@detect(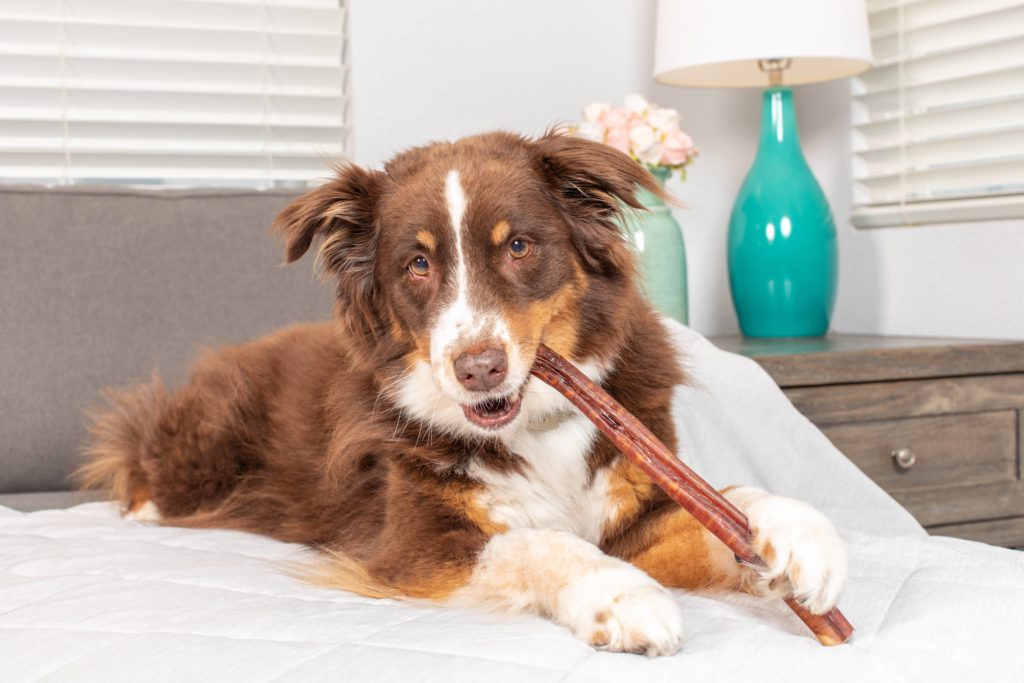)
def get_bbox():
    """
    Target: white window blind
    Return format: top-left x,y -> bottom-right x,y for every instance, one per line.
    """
851,0 -> 1024,228
0,0 -> 346,188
